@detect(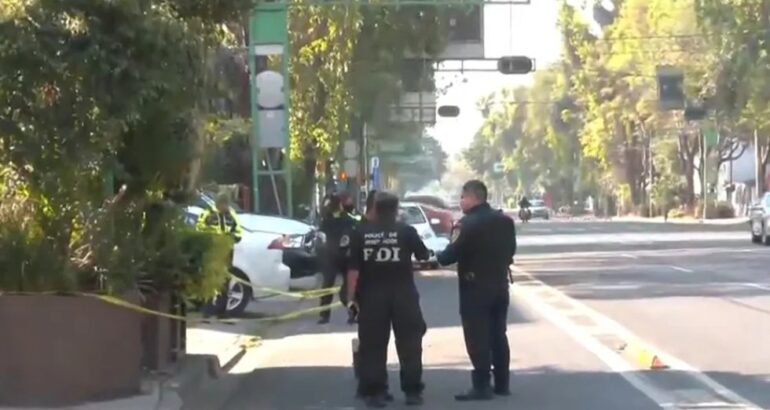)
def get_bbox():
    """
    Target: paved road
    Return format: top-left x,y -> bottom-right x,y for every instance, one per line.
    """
211,220 -> 768,410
